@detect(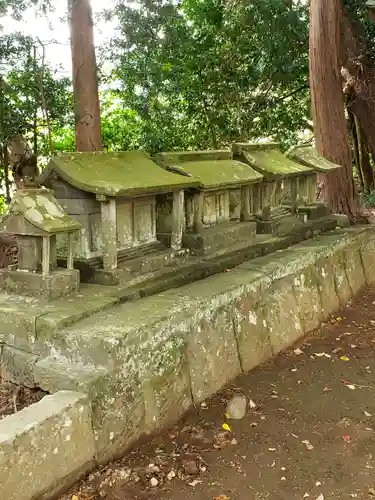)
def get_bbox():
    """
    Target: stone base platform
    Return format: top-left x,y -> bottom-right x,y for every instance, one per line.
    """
0,215 -> 344,362
88,247 -> 191,287
182,220 -> 257,255
0,222 -> 373,472
298,202 -> 332,220
0,267 -> 80,300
